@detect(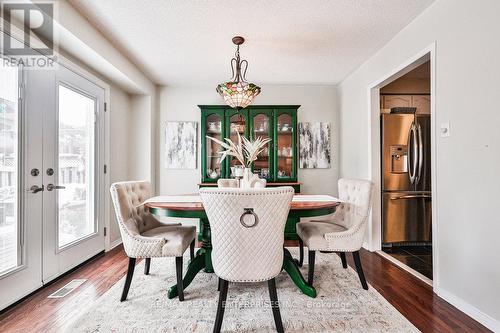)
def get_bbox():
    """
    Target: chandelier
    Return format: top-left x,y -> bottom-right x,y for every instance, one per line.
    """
216,36 -> 261,110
